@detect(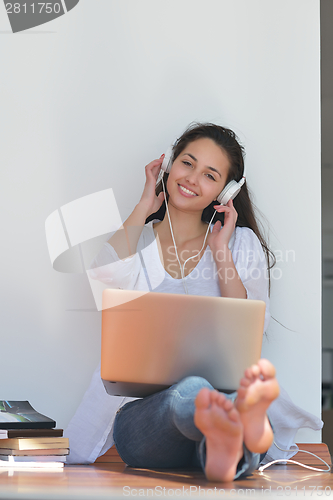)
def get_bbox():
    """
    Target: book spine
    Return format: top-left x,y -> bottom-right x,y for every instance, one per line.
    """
0,438 -> 69,450
0,448 -> 69,456
0,430 -> 63,439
